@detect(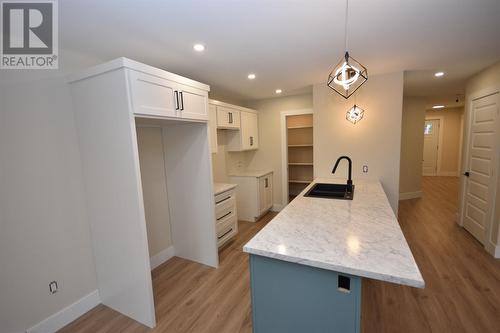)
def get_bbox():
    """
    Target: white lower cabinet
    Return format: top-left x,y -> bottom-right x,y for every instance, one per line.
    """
228,171 -> 273,222
215,188 -> 238,247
